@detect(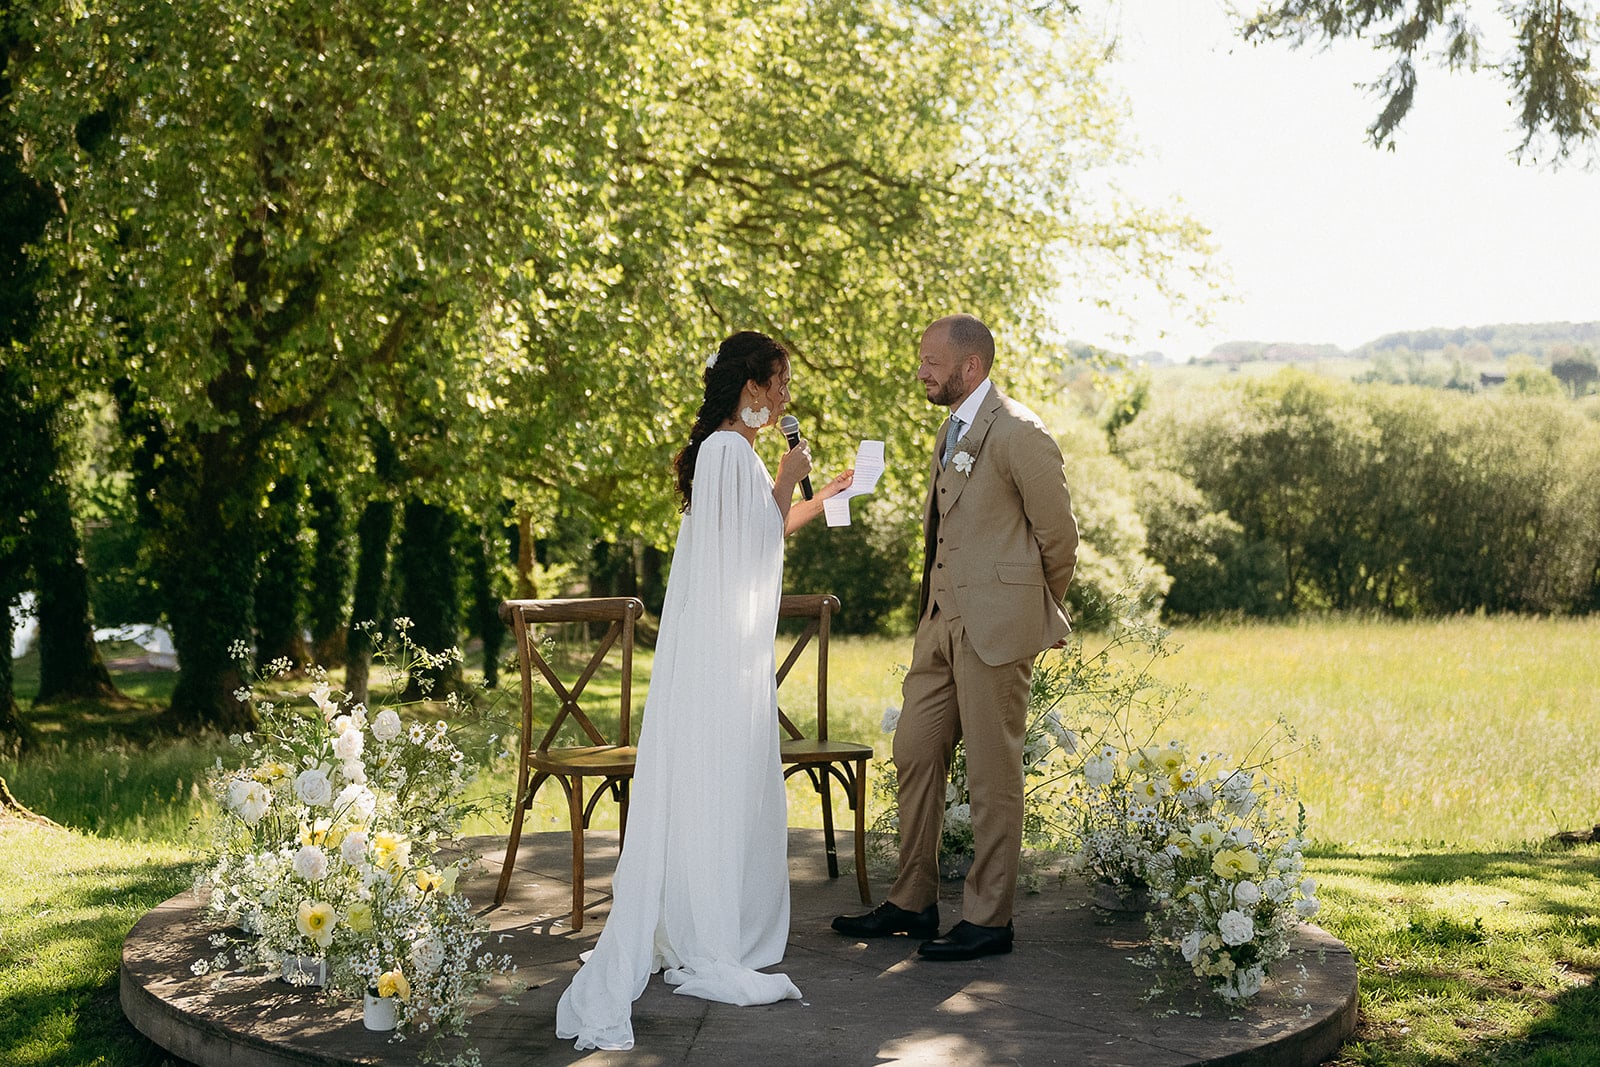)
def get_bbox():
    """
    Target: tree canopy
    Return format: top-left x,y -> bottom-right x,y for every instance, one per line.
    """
1242,0 -> 1600,163
5,0 -> 1211,729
